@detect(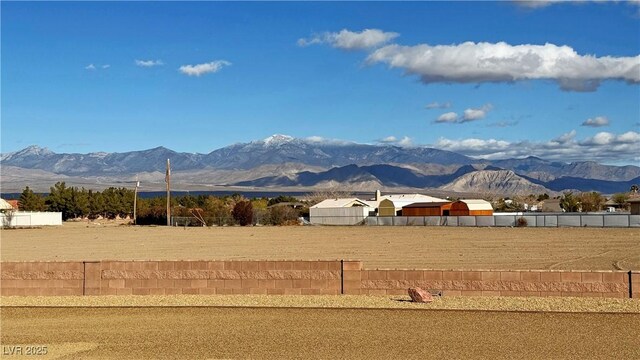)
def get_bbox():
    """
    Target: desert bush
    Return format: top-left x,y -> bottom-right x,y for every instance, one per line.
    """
560,192 -> 580,212
611,193 -> 630,210
265,205 -> 299,225
267,195 -> 299,207
516,217 -> 528,227
578,192 -> 604,212
135,205 -> 167,225
232,201 -> 253,226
